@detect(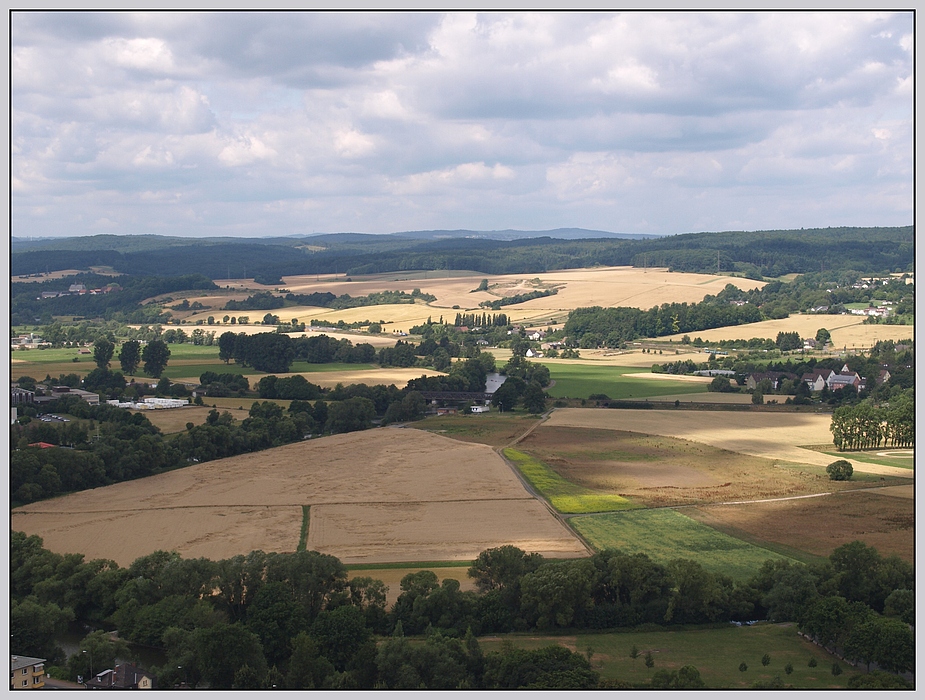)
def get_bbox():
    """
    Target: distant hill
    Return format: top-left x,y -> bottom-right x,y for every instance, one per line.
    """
380,228 -> 662,241
10,226 -> 913,280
